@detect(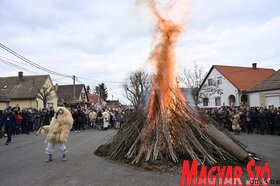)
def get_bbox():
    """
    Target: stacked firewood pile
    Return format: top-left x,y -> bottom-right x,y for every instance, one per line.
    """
95,93 -> 251,166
